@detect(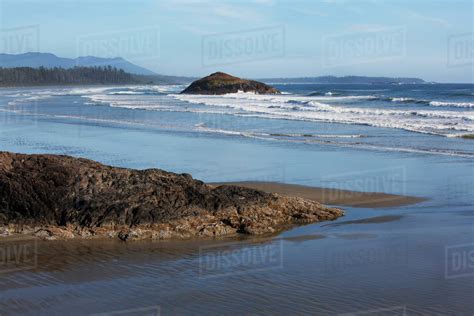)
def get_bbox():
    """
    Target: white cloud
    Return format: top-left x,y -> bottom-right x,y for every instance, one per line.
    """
348,24 -> 393,32
156,0 -> 270,23
289,6 -> 327,17
406,10 -> 451,28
